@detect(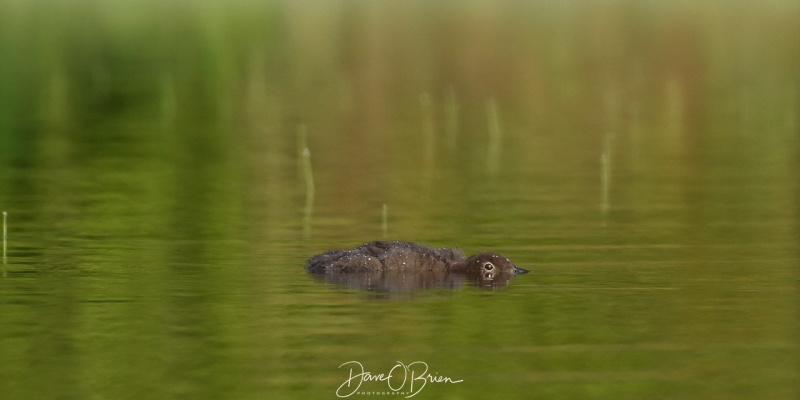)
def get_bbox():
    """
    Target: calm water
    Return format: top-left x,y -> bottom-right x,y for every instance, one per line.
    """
1,2 -> 798,399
